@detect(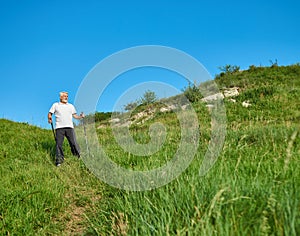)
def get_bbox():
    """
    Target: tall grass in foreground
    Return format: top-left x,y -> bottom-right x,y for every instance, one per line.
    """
85,120 -> 299,235
1,118 -> 298,235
